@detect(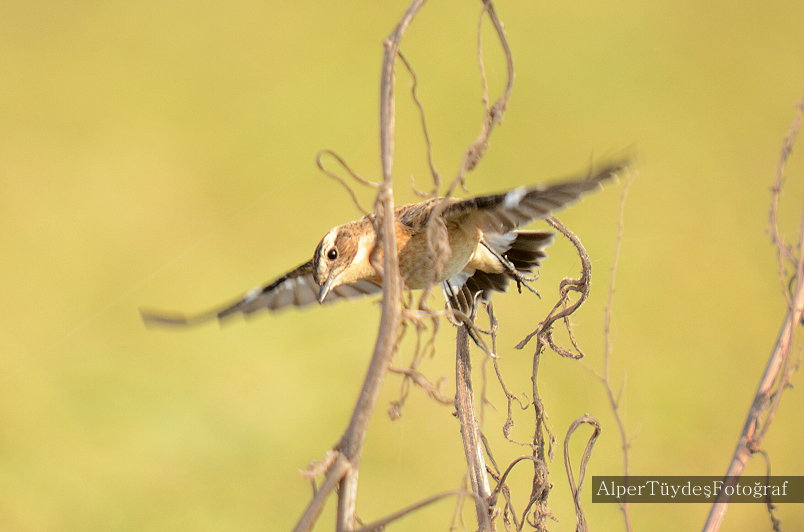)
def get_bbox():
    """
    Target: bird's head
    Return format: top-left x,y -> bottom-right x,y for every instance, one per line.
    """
312,225 -> 361,303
